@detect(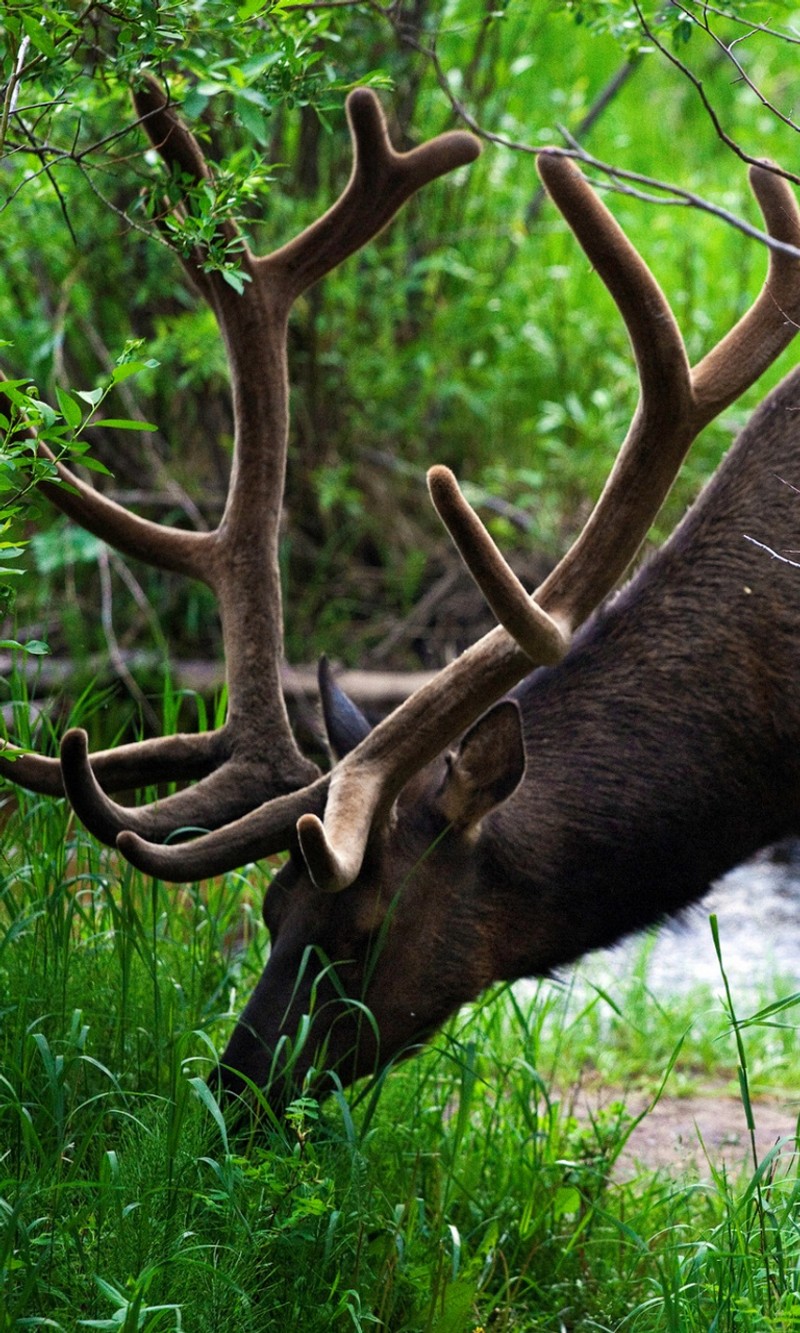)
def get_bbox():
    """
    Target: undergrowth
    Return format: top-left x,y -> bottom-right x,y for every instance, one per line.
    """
1,785 -> 799,1331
